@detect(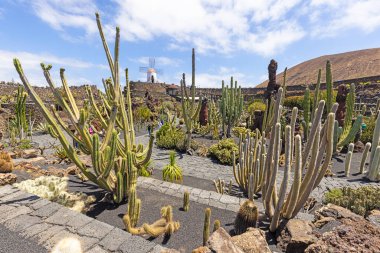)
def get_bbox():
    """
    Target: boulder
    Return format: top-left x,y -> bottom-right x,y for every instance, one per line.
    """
192,246 -> 211,253
22,149 -> 38,159
206,228 -> 244,253
354,141 -> 365,153
367,209 -> 380,227
231,228 -> 271,253
277,219 -> 317,253
0,173 -> 17,186
27,156 -> 46,164
306,204 -> 380,253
